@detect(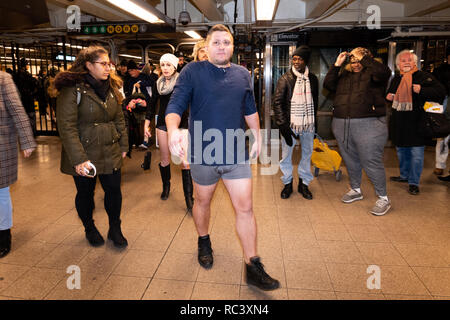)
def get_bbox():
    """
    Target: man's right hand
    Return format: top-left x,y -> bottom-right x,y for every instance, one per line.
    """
280,125 -> 296,147
168,128 -> 185,159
